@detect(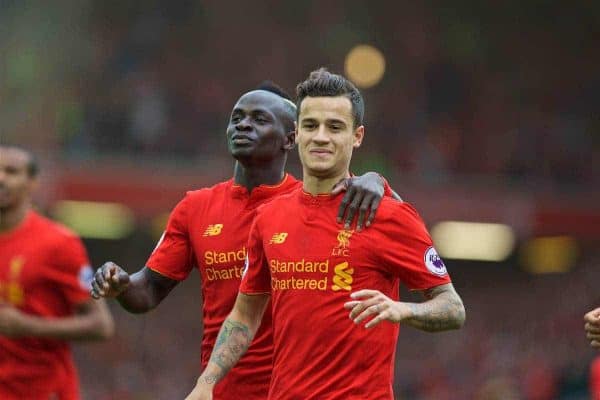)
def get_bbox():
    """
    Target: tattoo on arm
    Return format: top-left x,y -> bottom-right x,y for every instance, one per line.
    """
201,375 -> 219,385
404,285 -> 466,332
205,319 -> 252,383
